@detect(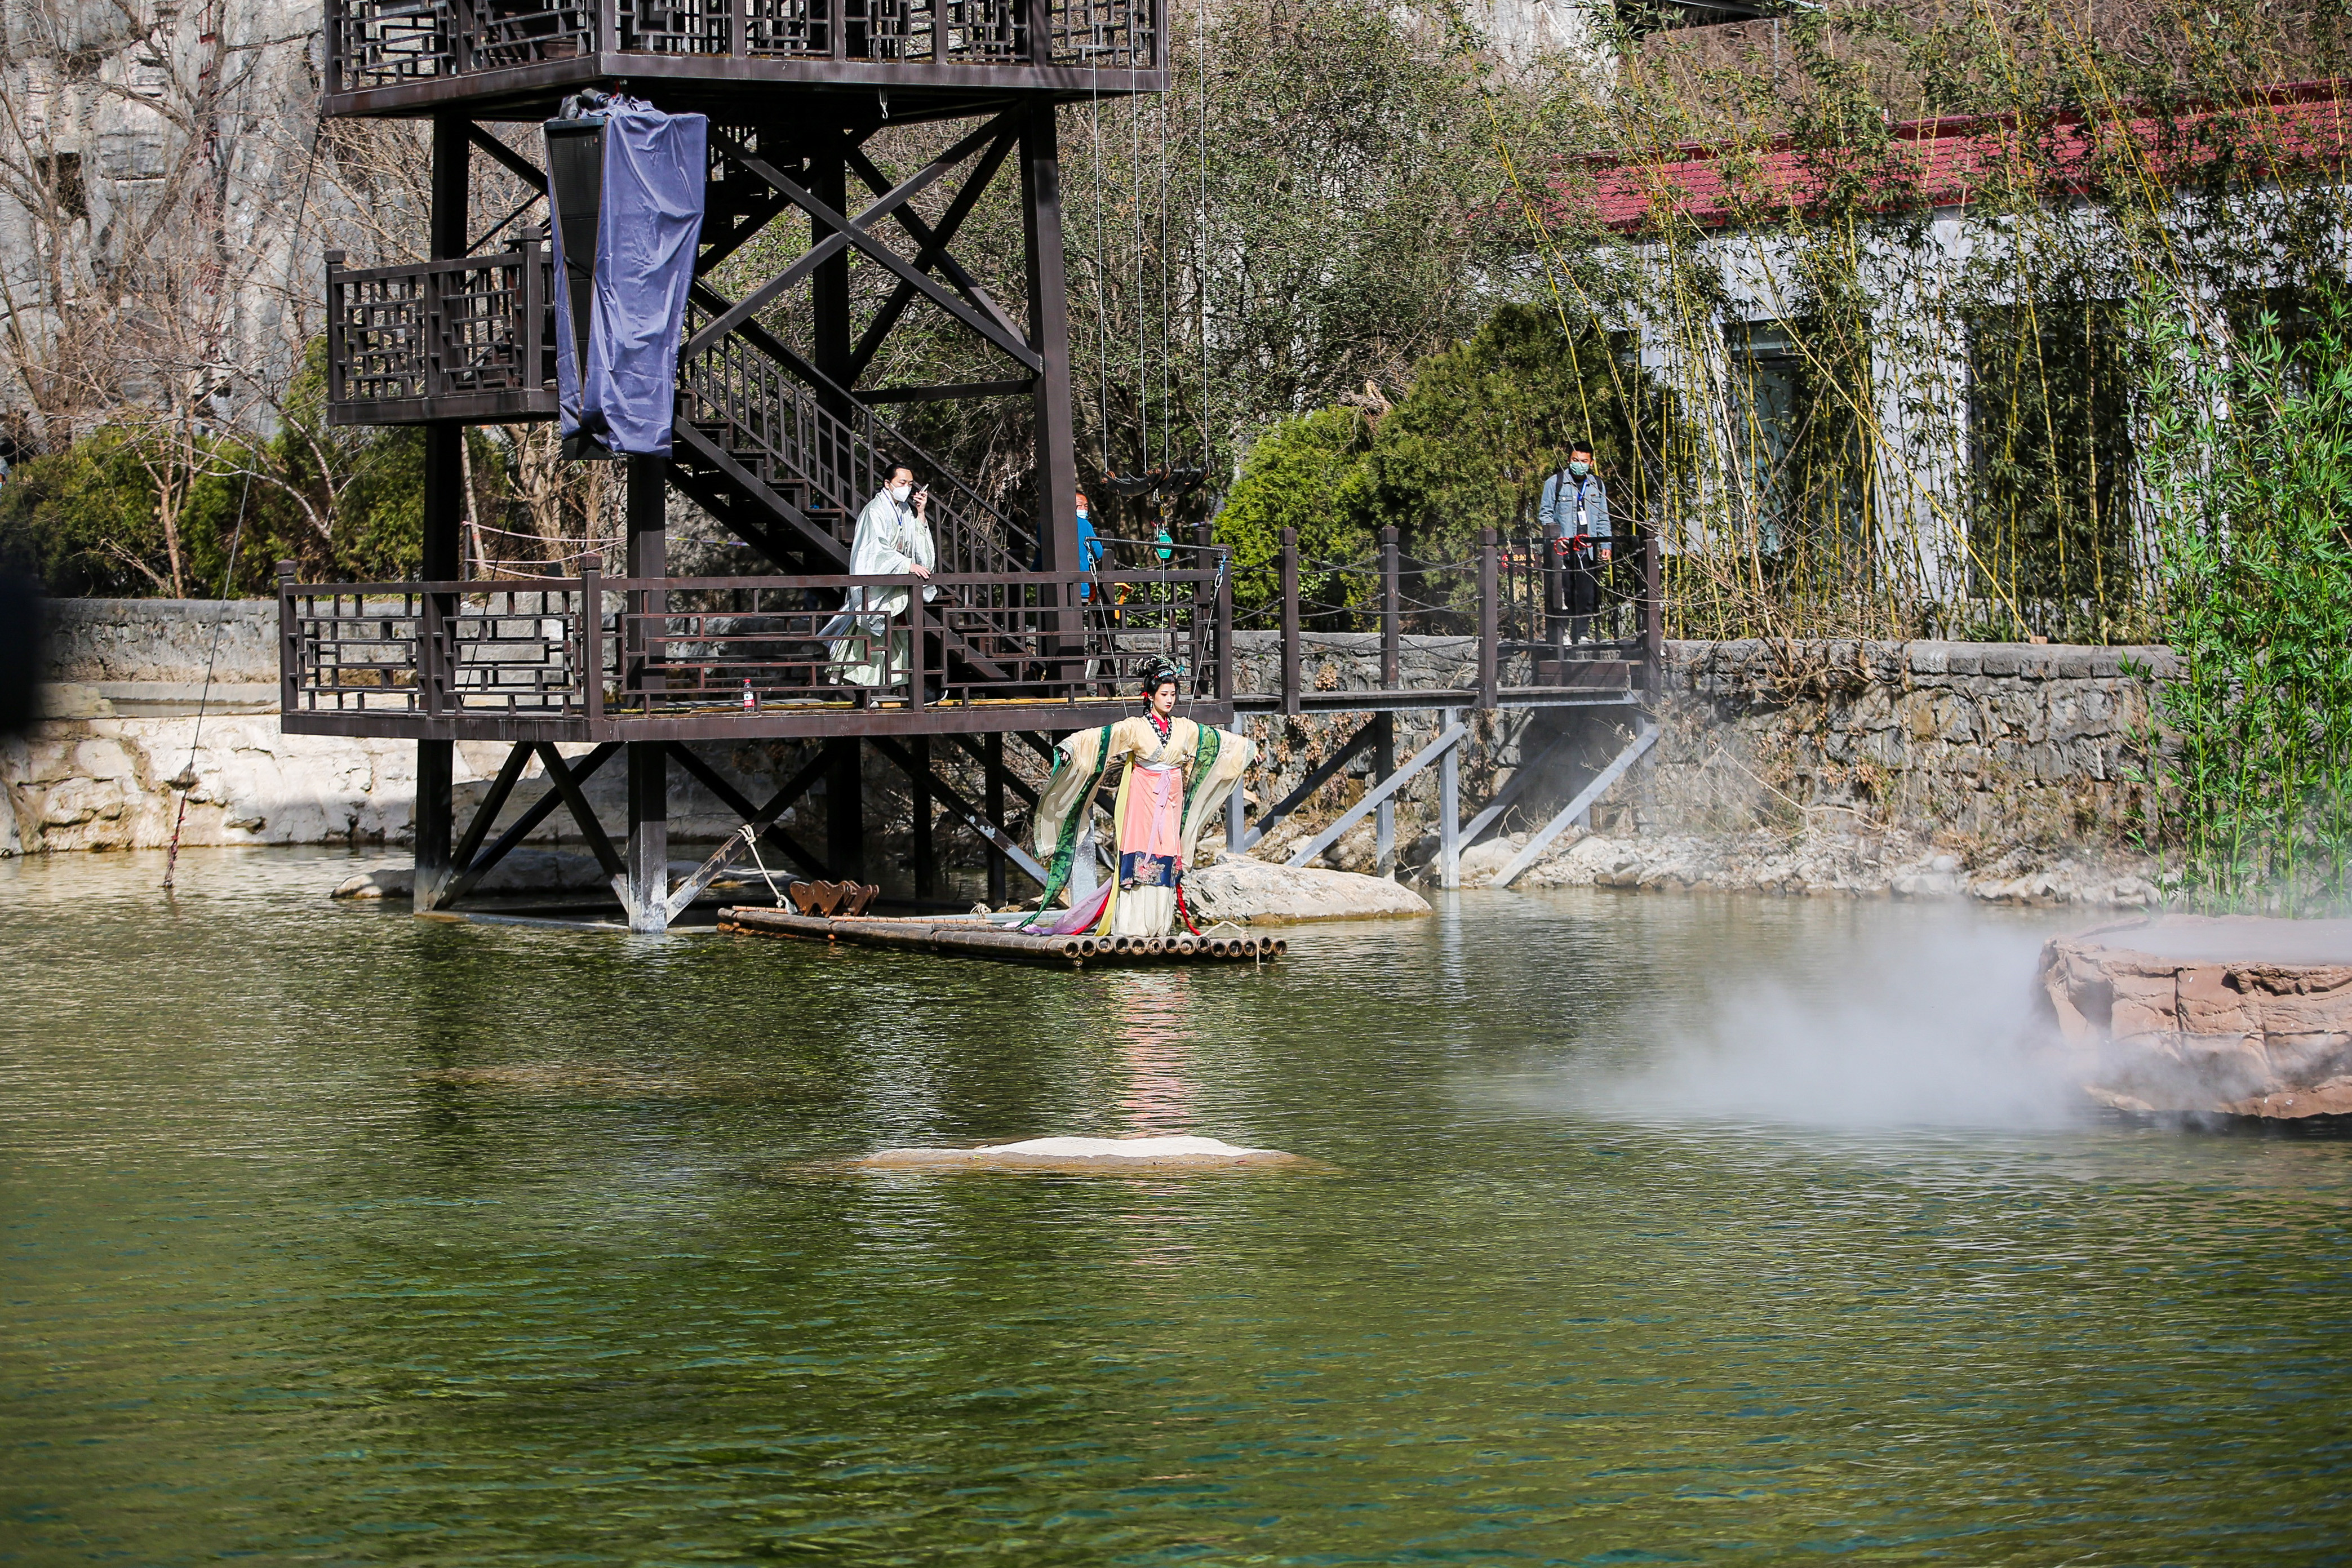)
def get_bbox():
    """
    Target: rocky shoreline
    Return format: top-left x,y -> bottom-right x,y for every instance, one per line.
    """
1409,824 -> 2159,908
